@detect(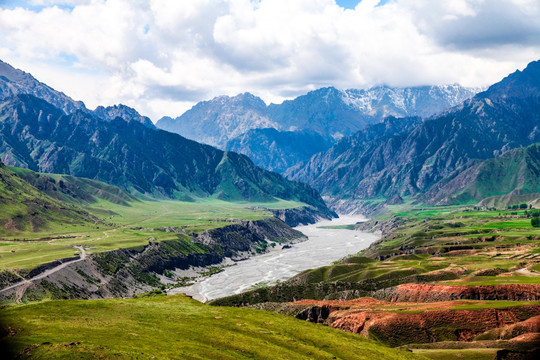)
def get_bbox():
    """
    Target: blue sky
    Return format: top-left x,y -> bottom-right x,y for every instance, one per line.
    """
336,0 -> 391,9
0,0 -> 538,121
335,0 -> 360,9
